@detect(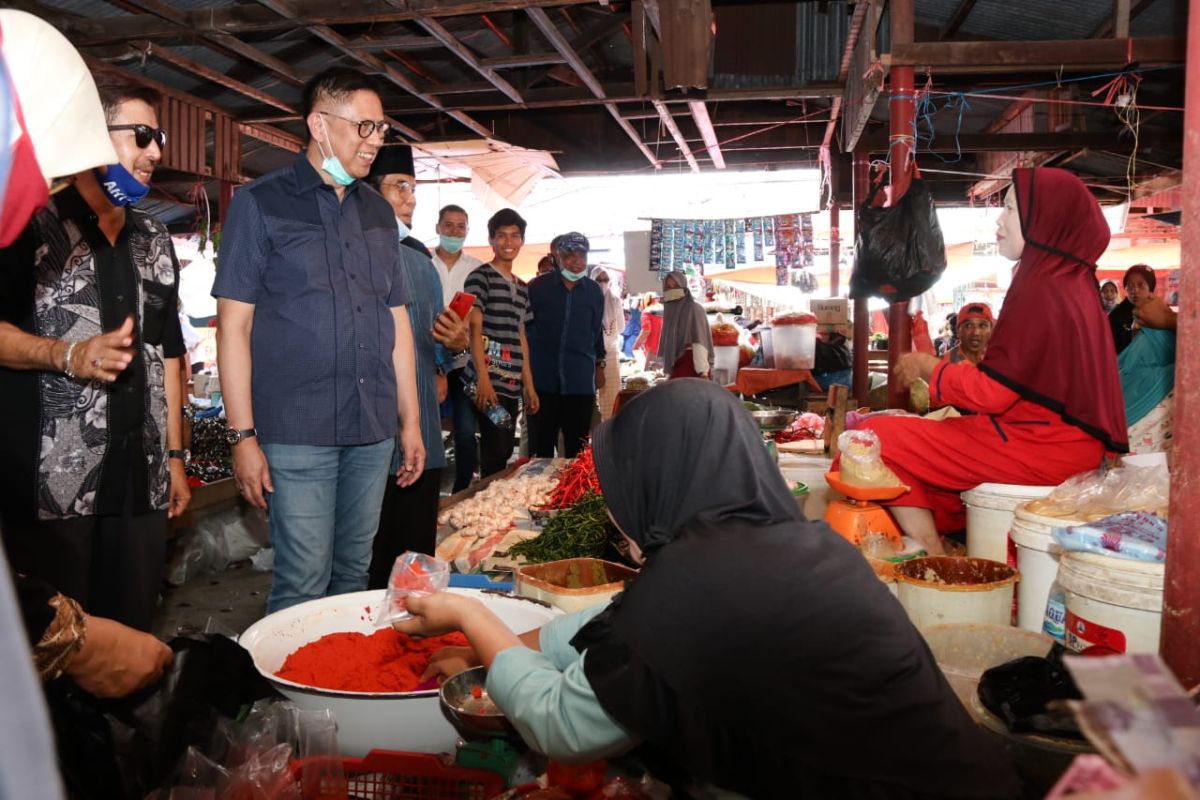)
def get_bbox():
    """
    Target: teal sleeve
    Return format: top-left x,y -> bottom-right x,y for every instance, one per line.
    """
487,638 -> 636,764
537,604 -> 609,671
